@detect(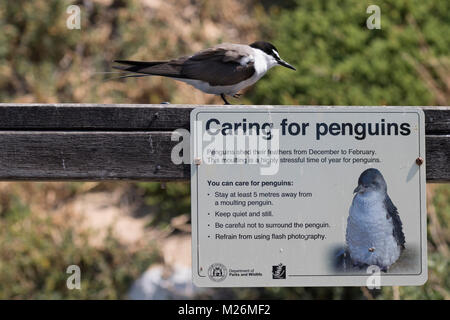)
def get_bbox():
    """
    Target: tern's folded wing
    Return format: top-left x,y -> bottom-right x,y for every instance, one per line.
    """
179,47 -> 256,86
